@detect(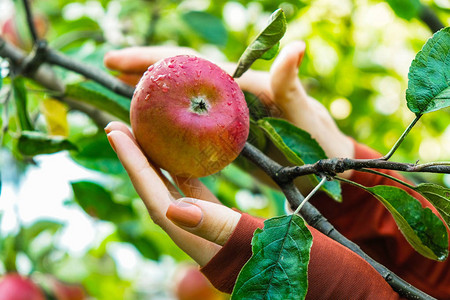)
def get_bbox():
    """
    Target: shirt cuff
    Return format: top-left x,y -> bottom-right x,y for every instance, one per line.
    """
200,213 -> 264,293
